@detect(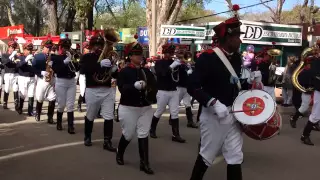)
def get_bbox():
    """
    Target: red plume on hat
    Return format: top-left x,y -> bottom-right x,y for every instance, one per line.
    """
134,34 -> 138,40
